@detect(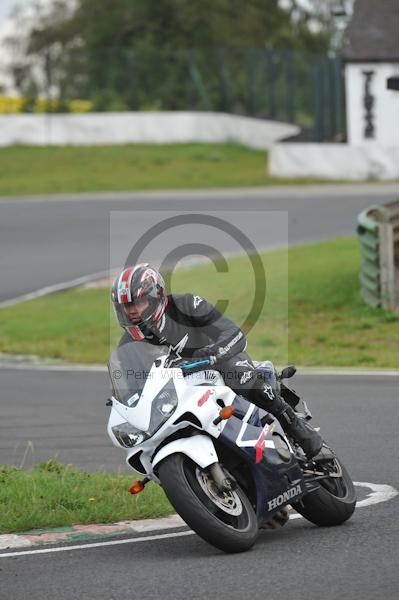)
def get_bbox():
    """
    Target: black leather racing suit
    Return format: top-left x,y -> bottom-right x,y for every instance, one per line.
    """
118,293 -> 262,401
